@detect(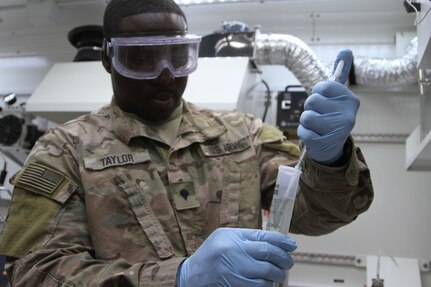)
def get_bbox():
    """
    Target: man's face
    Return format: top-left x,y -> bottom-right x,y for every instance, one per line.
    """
104,13 -> 189,122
